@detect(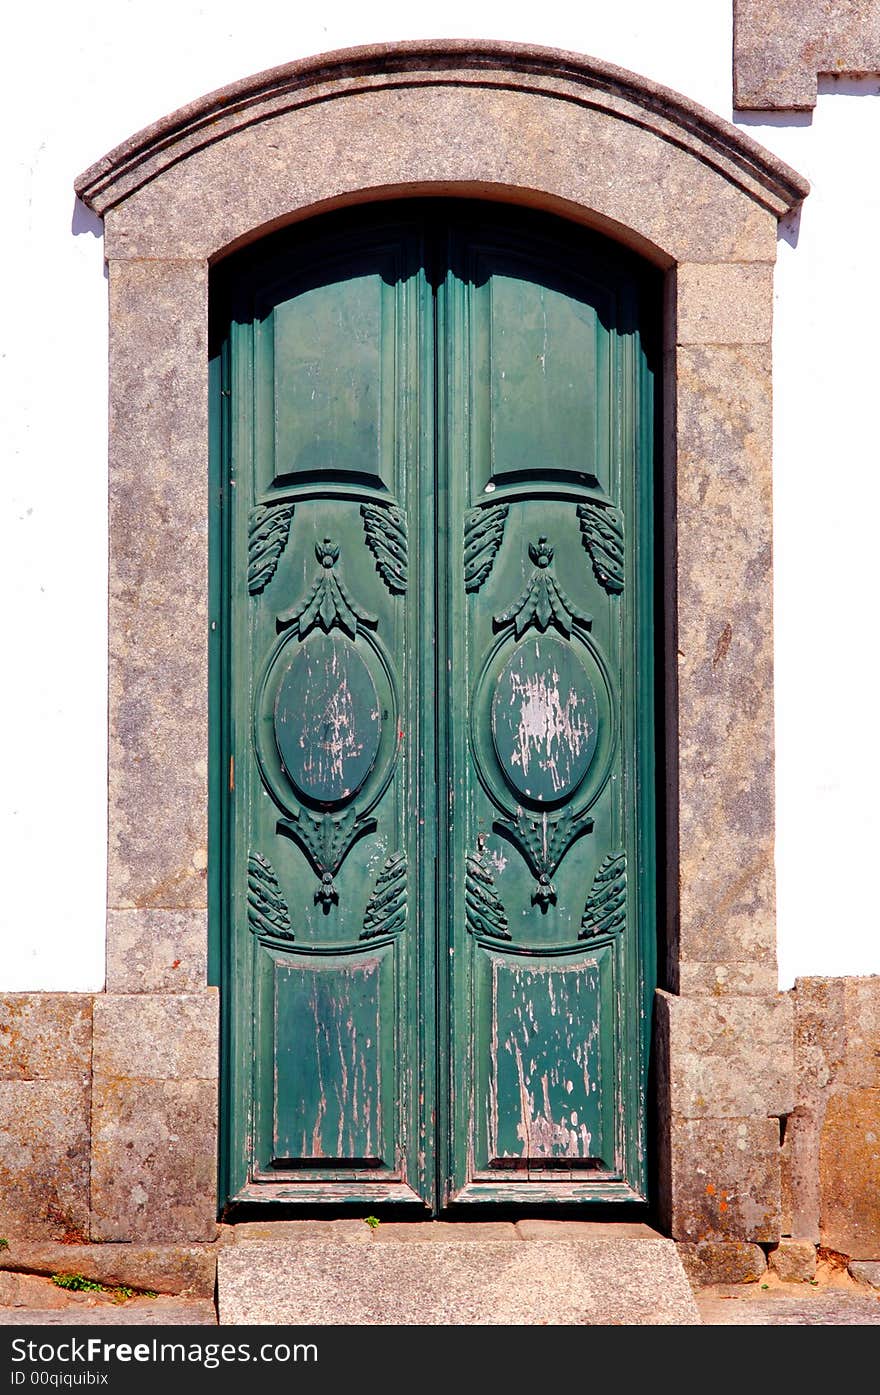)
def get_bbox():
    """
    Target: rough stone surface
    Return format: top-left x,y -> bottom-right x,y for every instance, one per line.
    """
0,1242 -> 216,1298
697,1289 -> 880,1325
842,978 -> 880,1087
221,1220 -> 371,1245
768,1238 -> 817,1282
90,992 -> 219,1244
675,263 -> 774,345
657,991 -> 793,1118
218,1238 -> 700,1325
0,1274 -> 71,1310
677,1241 -> 766,1285
106,909 -> 208,992
849,1261 -> 880,1288
514,1220 -> 661,1240
734,0 -> 880,110
93,992 -> 218,1080
819,1087 -> 880,1259
666,1116 -> 781,1243
675,344 -> 776,967
107,258 -> 209,911
677,963 -> 779,997
794,977 -> 847,1093
0,1298 -> 217,1326
0,995 -> 92,1080
786,977 -> 880,1253
0,1082 -> 90,1242
91,1077 -> 218,1244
